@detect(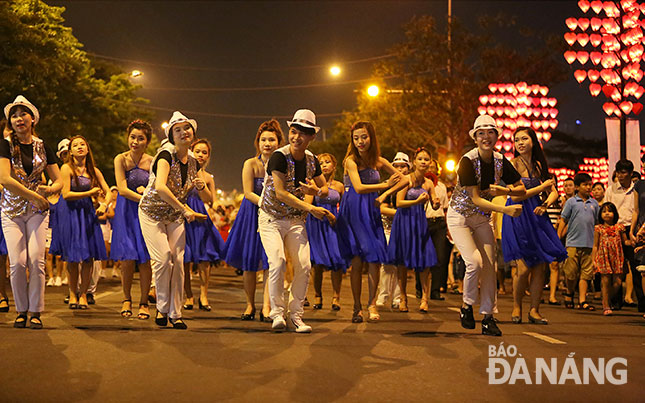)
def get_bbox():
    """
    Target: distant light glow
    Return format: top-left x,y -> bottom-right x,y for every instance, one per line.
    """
330,66 -> 341,76
130,69 -> 143,78
367,85 -> 380,97
445,159 -> 456,172
161,122 -> 169,129
576,119 -> 582,125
